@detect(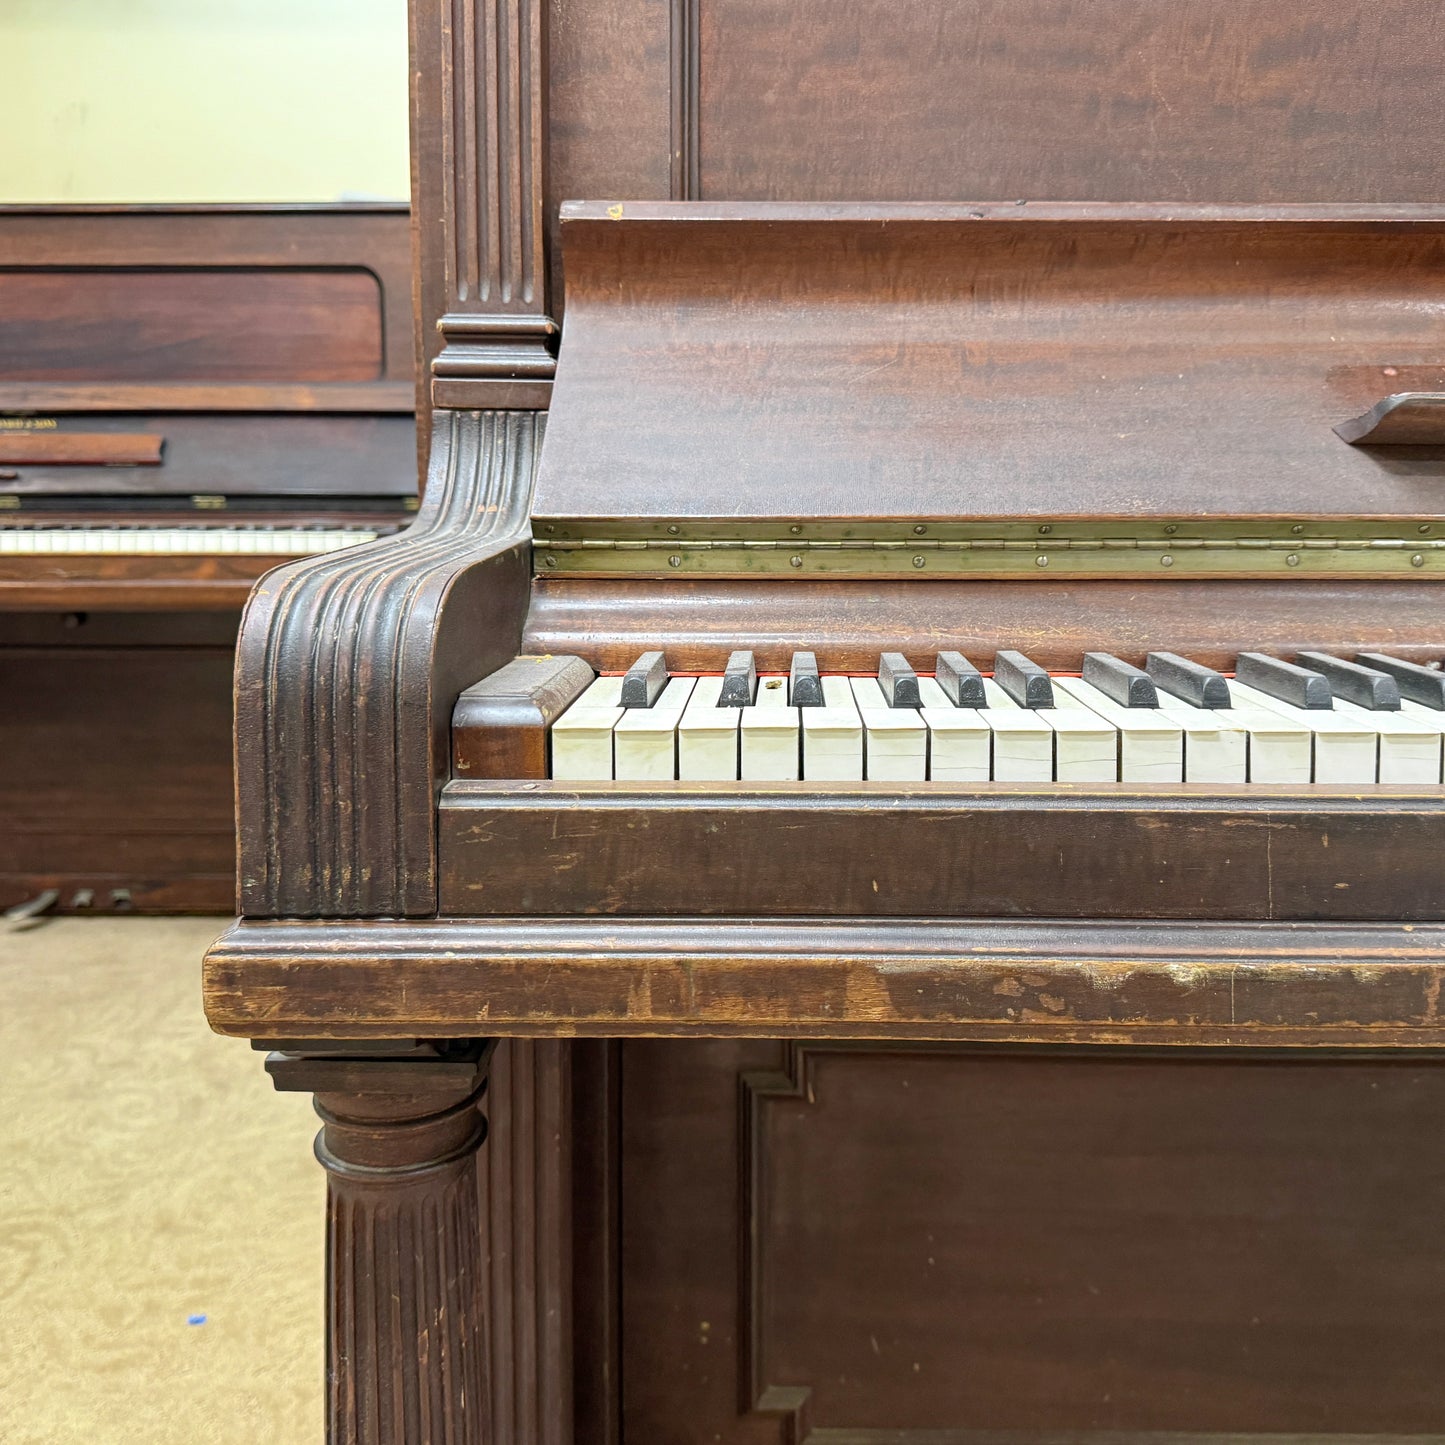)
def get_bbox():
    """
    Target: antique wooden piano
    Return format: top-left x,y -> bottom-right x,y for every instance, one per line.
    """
205,2 -> 1445,1441
0,205 -> 414,914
